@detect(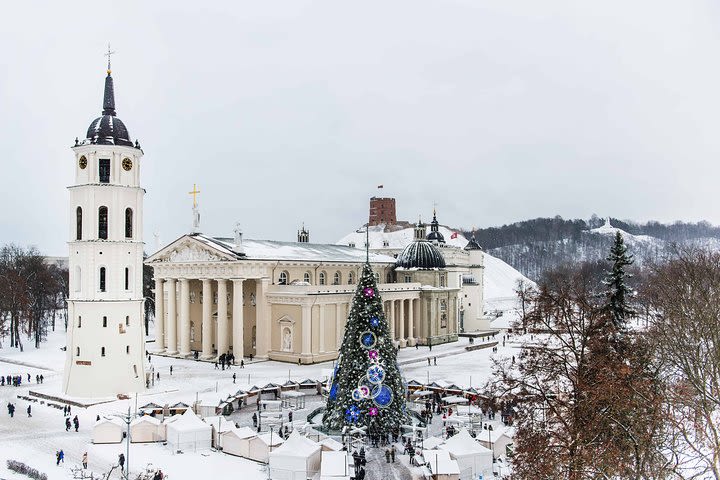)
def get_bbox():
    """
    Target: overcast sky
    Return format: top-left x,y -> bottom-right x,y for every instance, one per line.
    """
1,1 -> 719,256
